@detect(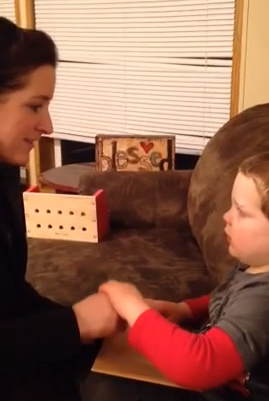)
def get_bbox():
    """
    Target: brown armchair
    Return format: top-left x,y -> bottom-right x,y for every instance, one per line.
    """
26,102 -> 269,384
